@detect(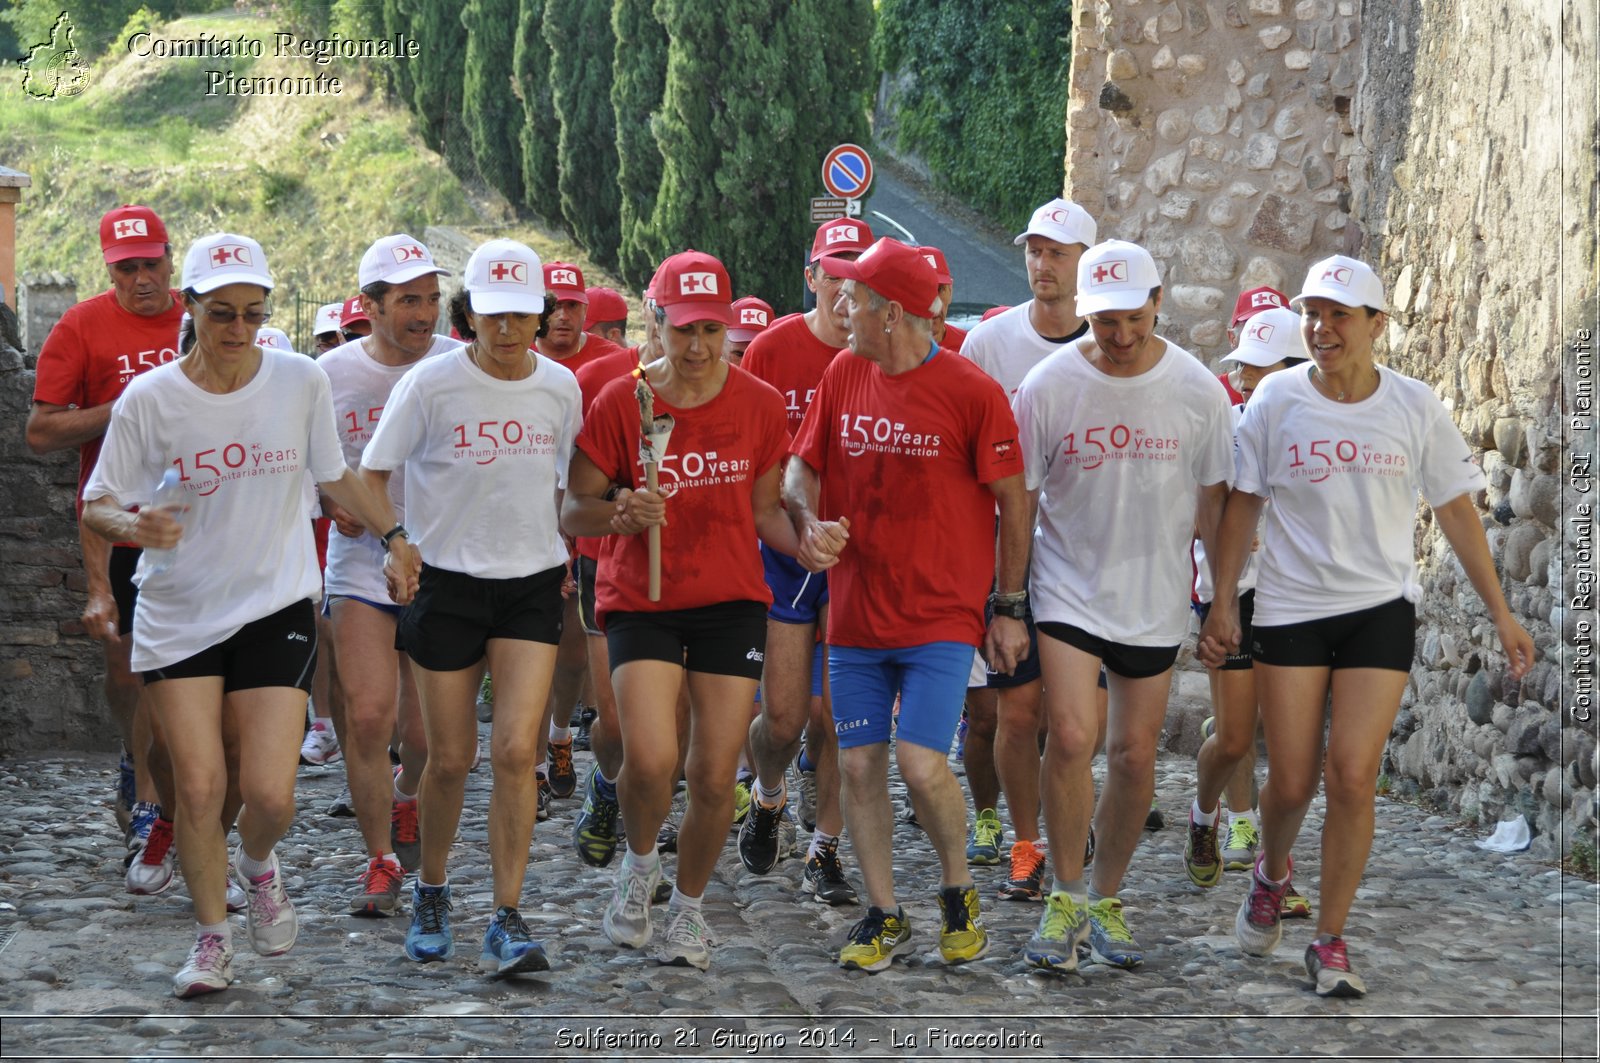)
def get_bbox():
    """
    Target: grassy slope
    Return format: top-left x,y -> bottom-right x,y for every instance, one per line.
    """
0,9 -> 630,346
